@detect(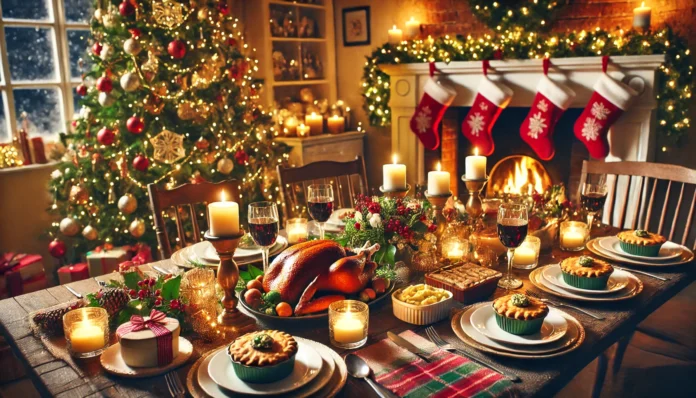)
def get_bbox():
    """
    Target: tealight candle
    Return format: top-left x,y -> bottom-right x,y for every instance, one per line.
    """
560,221 -> 589,251
284,115 -> 299,136
329,300 -> 368,349
404,17 -> 420,40
305,112 -> 323,135
208,190 -> 240,236
383,154 -> 407,190
446,242 -> 466,261
465,147 -> 487,179
63,307 -> 109,358
512,236 -> 541,269
388,25 -> 403,44
327,115 -> 345,134
286,218 -> 309,244
633,2 -> 651,29
427,162 -> 450,195
297,123 -> 310,137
